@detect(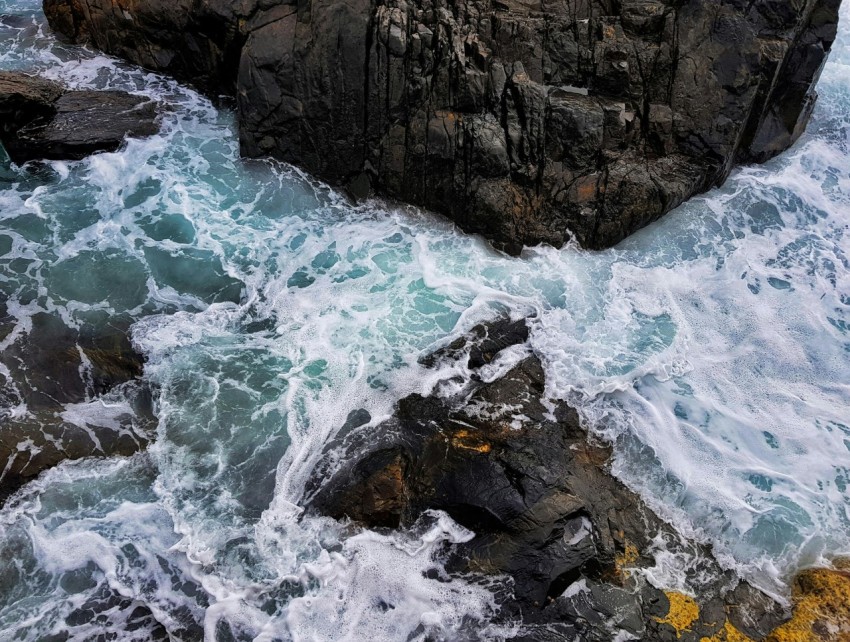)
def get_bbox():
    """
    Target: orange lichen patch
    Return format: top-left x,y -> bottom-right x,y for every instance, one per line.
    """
450,429 -> 492,454
765,564 -> 850,642
655,592 -> 700,637
614,542 -> 640,579
574,175 -> 600,203
433,110 -> 459,124
700,621 -> 755,642
358,456 -> 407,526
